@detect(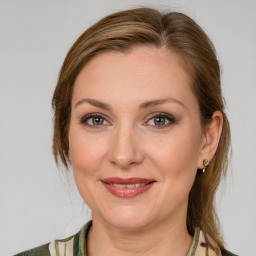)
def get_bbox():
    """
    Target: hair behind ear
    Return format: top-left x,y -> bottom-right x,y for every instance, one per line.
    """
198,111 -> 223,169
